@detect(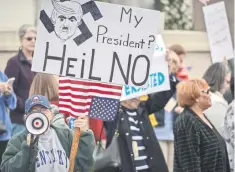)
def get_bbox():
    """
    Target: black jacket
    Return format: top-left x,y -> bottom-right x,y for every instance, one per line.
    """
174,107 -> 230,172
146,74 -> 180,127
104,106 -> 168,172
146,74 -> 179,115
4,50 -> 36,124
